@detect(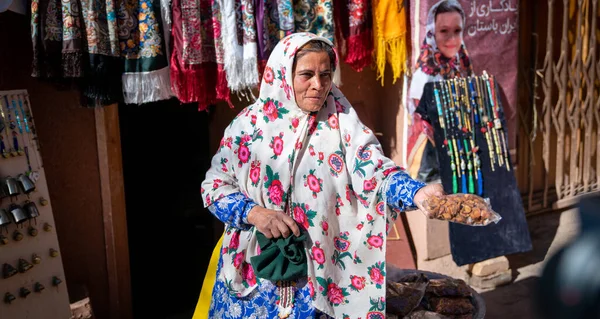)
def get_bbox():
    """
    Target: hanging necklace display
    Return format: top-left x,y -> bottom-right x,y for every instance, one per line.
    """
467,77 -> 483,195
475,76 -> 497,171
448,80 -> 467,193
11,95 -> 26,156
485,72 -> 511,171
20,93 -> 43,180
4,95 -> 21,157
0,97 -> 10,158
16,95 -> 34,175
481,72 -> 505,170
432,72 -> 510,195
434,82 -> 458,193
457,78 -> 475,194
442,80 -> 462,188
460,78 -> 478,195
